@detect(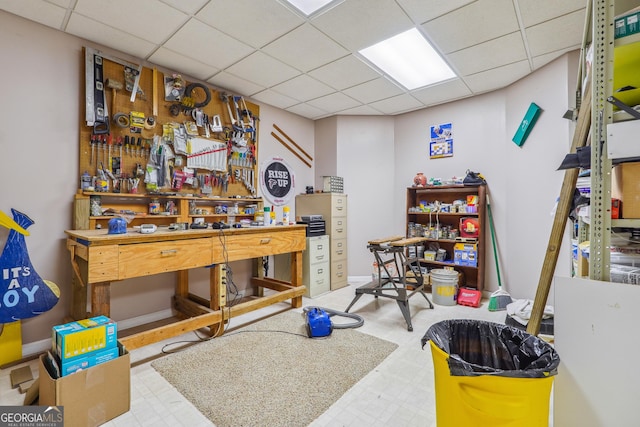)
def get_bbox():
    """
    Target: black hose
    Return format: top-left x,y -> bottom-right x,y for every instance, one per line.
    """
303,306 -> 364,329
184,82 -> 211,108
